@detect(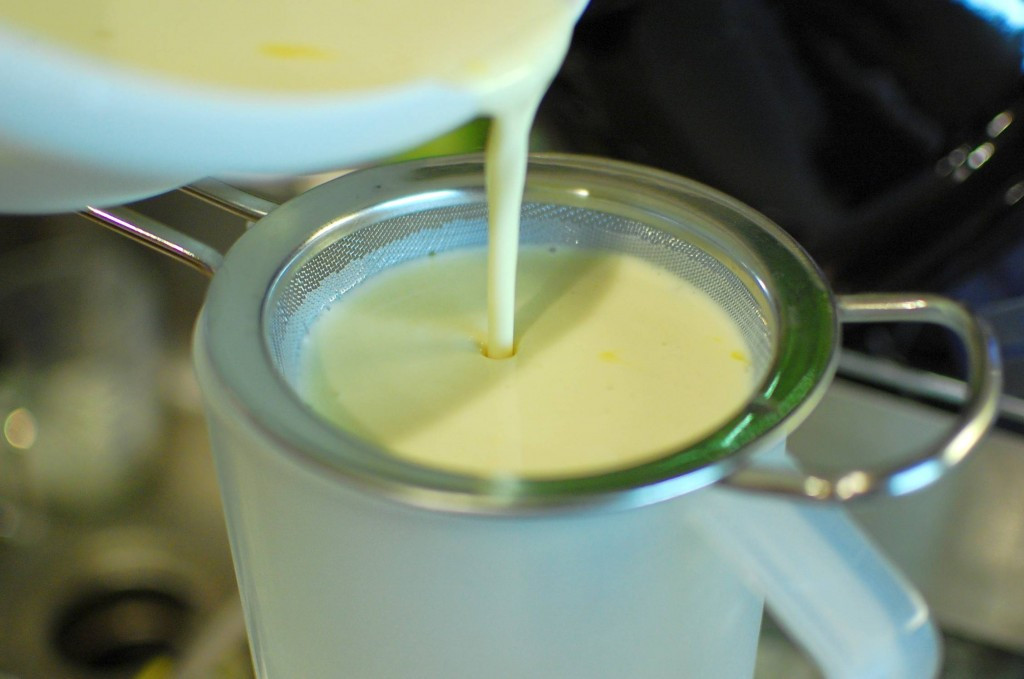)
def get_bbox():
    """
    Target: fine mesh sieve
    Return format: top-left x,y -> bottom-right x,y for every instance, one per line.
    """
83,153 -> 999,510
265,200 -> 776,391
67,149 -> 1001,514
187,153 -> 839,511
